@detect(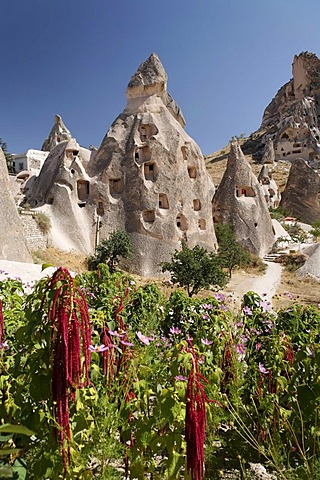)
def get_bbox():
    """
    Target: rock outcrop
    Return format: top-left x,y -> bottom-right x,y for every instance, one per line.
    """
41,115 -> 72,152
89,53 -> 217,275
258,52 -> 320,166
0,148 -> 32,262
280,158 -> 320,224
258,164 -> 281,209
25,53 -> 217,275
212,140 -> 275,257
